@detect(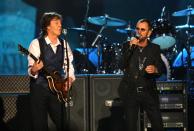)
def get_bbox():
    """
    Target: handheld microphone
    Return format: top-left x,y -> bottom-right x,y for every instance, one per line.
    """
131,34 -> 140,41
134,35 -> 140,40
